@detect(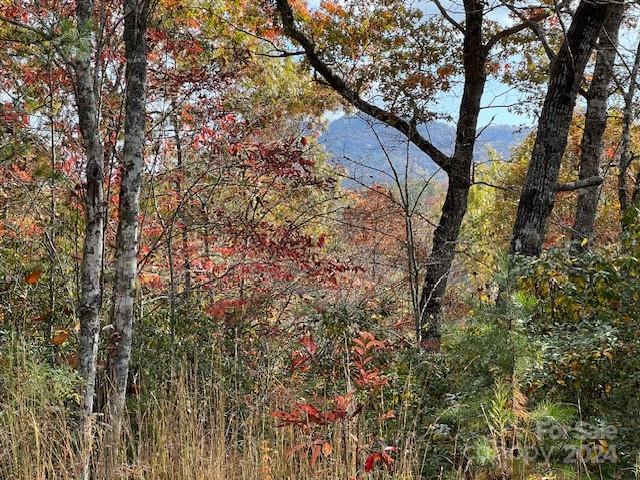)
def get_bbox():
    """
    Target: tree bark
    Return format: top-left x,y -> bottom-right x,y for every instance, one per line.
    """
418,0 -> 486,345
618,39 -> 640,224
106,0 -> 149,423
75,0 -> 104,443
572,3 -> 623,245
510,0 -> 612,257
